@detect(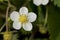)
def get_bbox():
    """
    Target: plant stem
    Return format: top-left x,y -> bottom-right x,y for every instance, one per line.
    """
44,6 -> 48,27
0,23 -> 6,32
0,18 -> 11,32
37,6 -> 41,23
37,6 -> 41,15
37,6 -> 48,27
37,6 -> 44,24
6,0 -> 10,32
